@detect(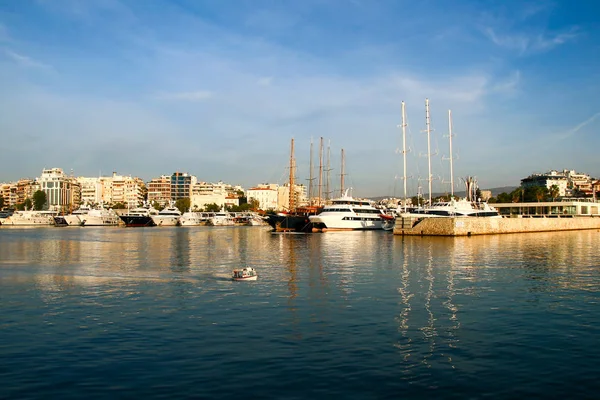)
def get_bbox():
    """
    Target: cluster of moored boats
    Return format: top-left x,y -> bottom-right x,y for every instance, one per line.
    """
264,188 -> 500,233
0,202 -> 268,227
